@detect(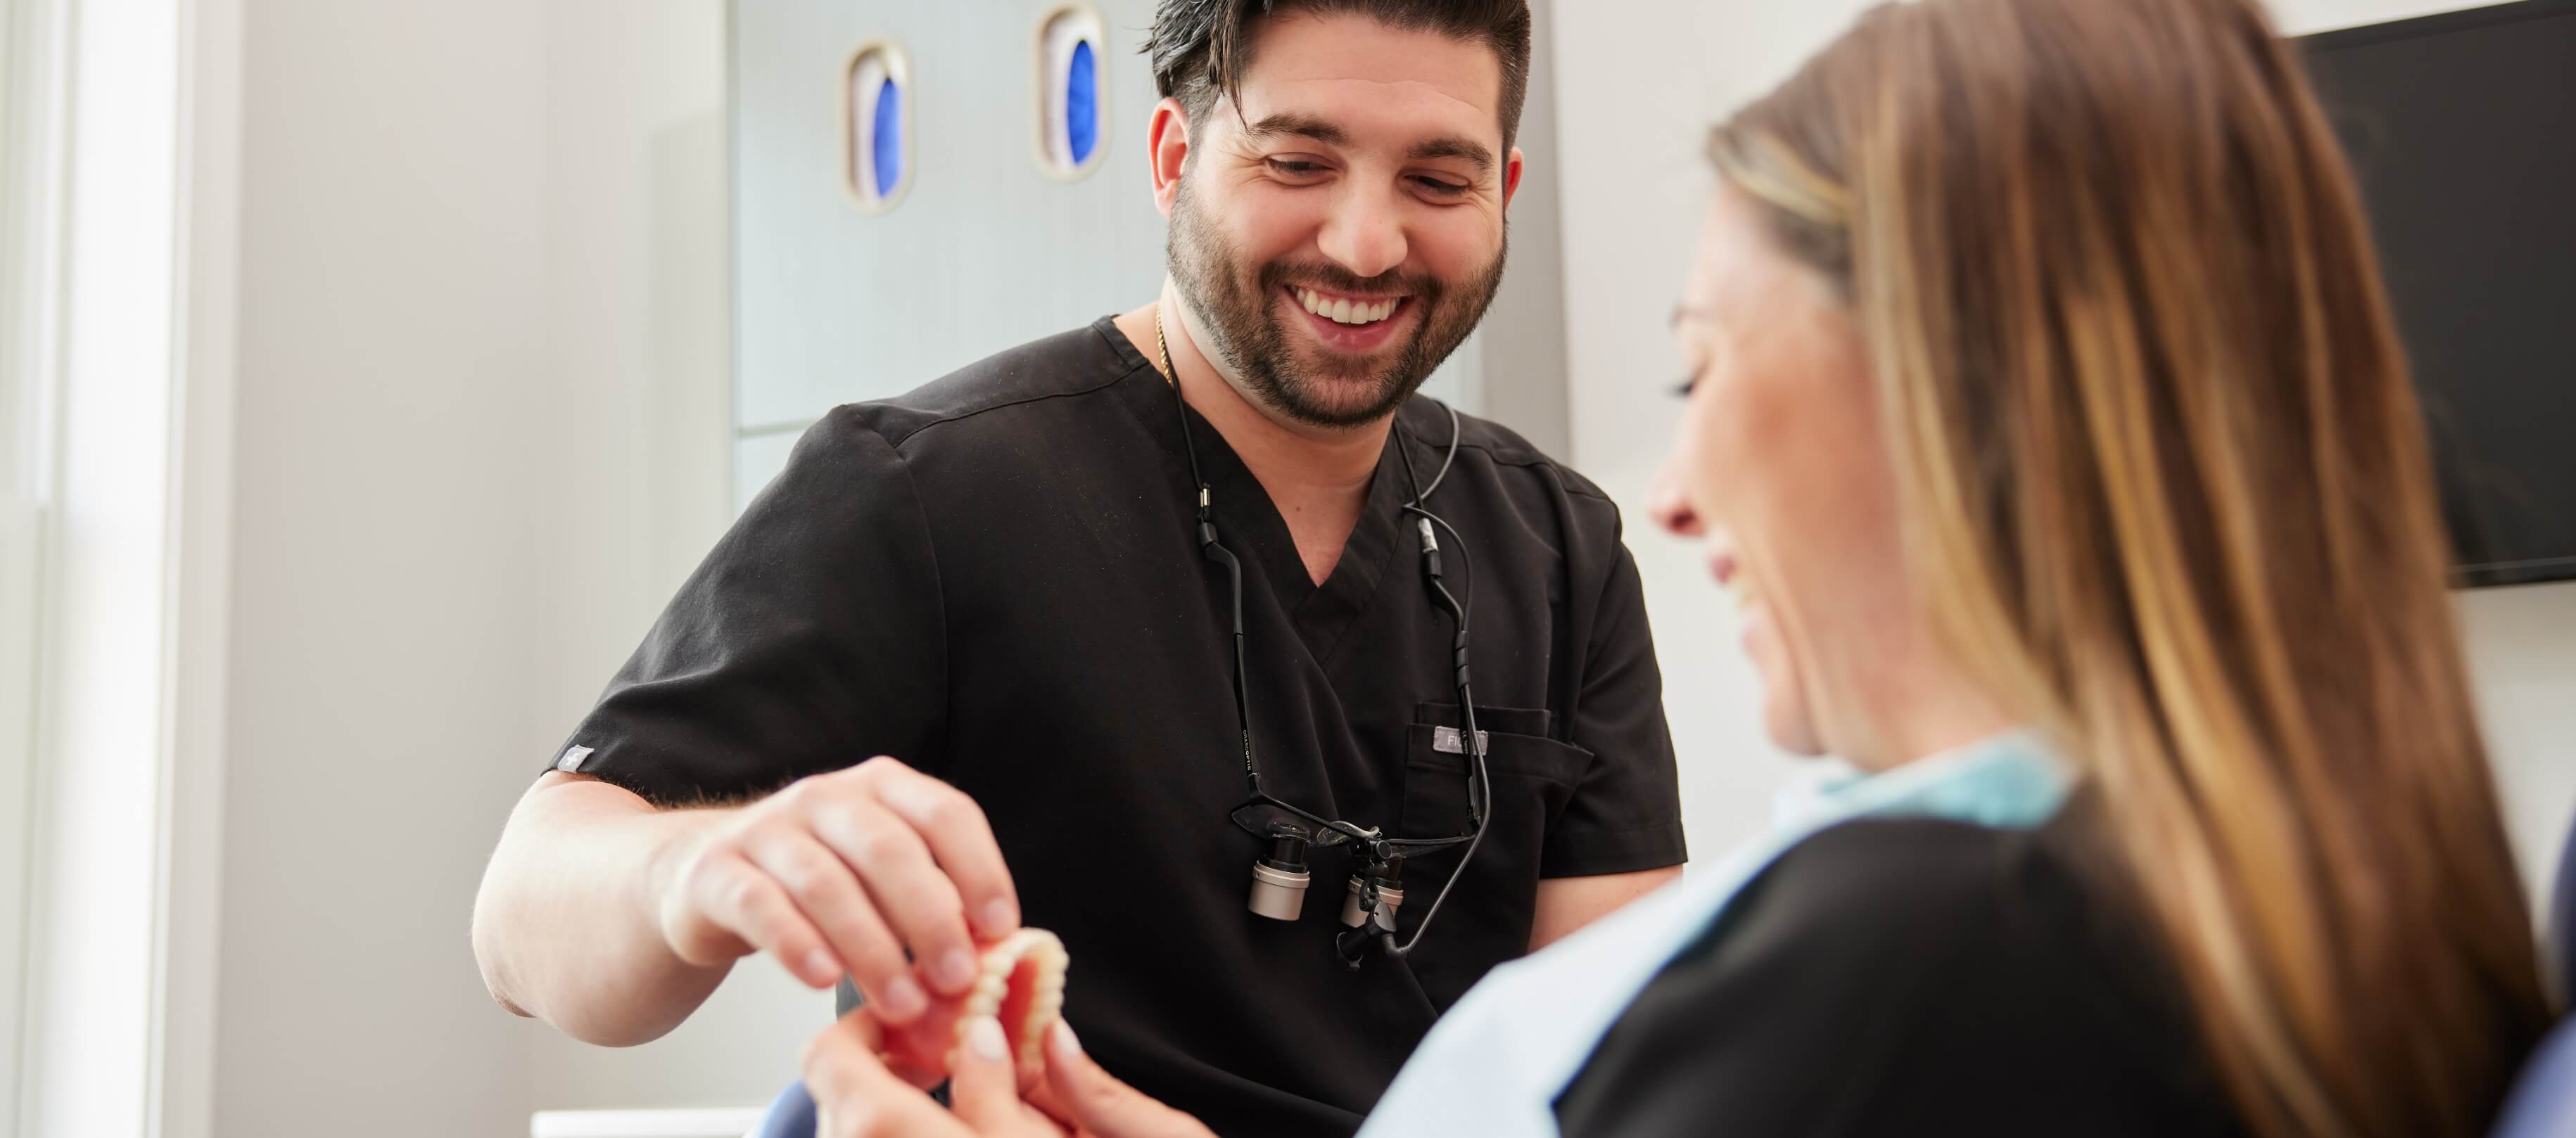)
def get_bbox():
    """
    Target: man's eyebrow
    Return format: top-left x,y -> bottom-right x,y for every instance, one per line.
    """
1409,136 -> 1495,173
1242,113 -> 1350,147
